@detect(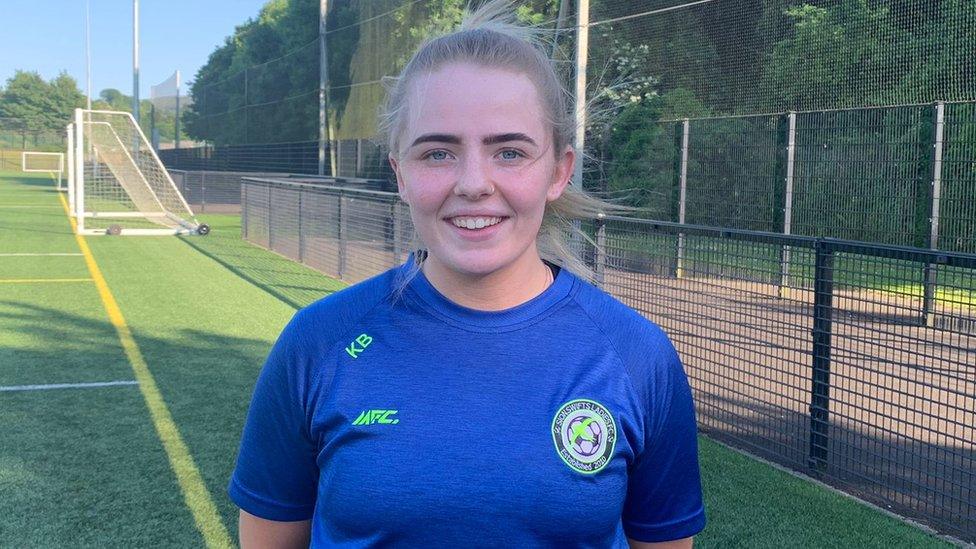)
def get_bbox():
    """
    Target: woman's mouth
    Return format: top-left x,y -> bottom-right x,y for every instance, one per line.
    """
450,216 -> 504,230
